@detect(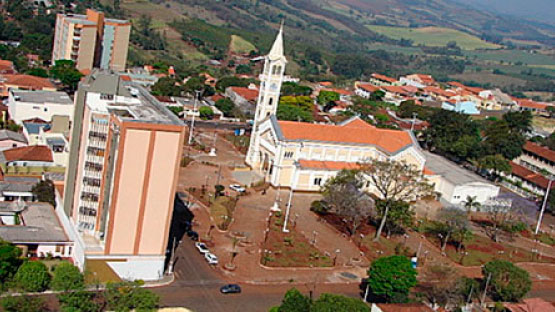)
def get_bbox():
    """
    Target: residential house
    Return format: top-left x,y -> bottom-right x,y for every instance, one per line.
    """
0,60 -> 16,74
422,86 -> 455,102
0,175 -> 40,202
400,74 -> 436,88
0,74 -> 56,97
355,83 -> 381,99
382,85 -> 415,105
514,141 -> 555,176
369,73 -> 397,86
225,86 -> 259,116
423,151 -> 500,205
505,161 -> 553,197
479,89 -> 515,110
0,130 -> 27,151
0,145 -> 54,167
0,202 -> 73,258
517,99 -> 551,116
22,121 -> 50,145
441,101 -> 480,115
8,90 -> 74,125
